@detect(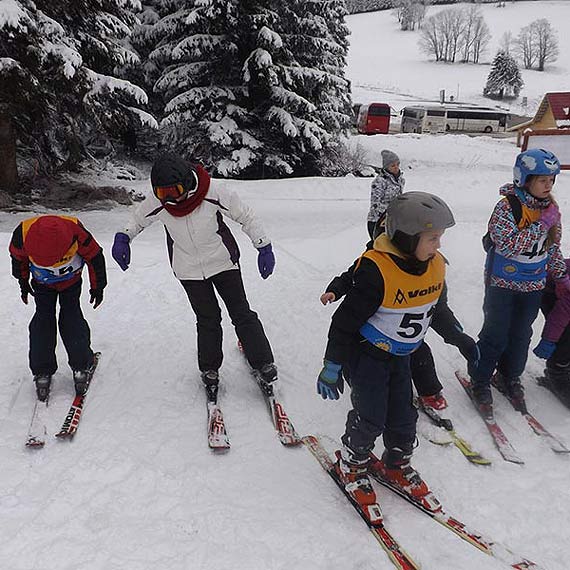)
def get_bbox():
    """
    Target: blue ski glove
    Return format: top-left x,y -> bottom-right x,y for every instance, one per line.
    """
112,232 -> 131,271
257,244 -> 275,279
317,360 -> 344,400
533,339 -> 557,360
